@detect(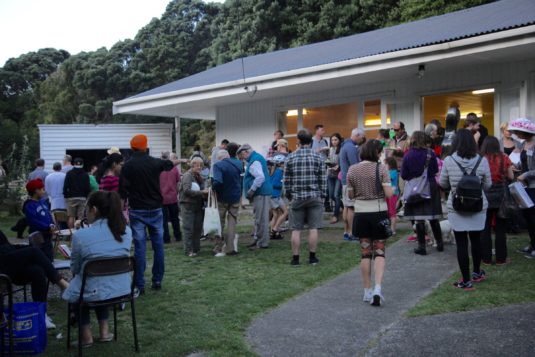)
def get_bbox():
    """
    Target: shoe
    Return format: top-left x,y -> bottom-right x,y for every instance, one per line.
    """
363,289 -> 373,302
370,292 -> 384,307
330,217 -> 339,224
246,242 -> 257,248
45,314 -> 56,329
472,270 -> 486,283
525,250 -> 535,259
133,287 -> 145,298
99,334 -> 114,343
271,232 -> 283,240
481,259 -> 492,266
407,234 -> 417,242
453,280 -> 474,291
270,230 -> 276,239
215,252 -> 226,257
290,259 -> 300,266
151,281 -> 162,290
309,257 -> 319,265
227,251 -> 239,256
436,240 -> 444,252
495,259 -> 507,266
349,235 -> 359,242
414,247 -> 427,255
519,245 -> 533,254
343,233 -> 351,241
